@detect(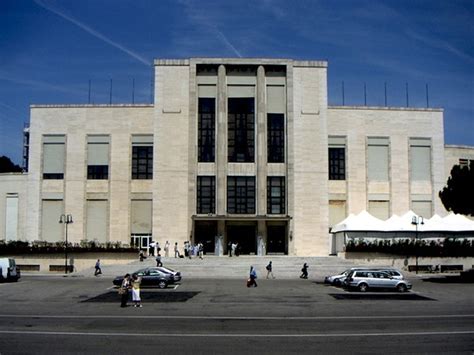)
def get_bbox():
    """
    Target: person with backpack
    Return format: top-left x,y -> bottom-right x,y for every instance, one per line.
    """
266,261 -> 275,279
